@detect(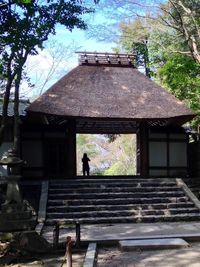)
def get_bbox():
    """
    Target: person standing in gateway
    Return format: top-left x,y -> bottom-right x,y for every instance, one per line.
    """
82,153 -> 90,176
